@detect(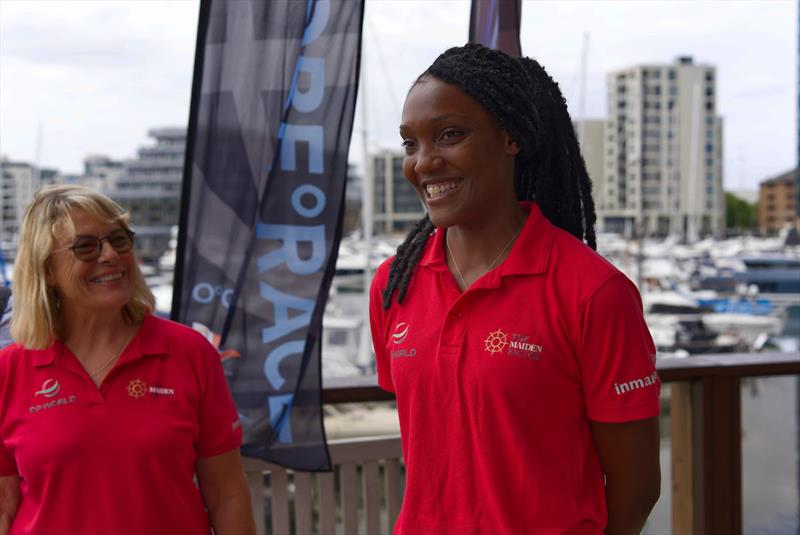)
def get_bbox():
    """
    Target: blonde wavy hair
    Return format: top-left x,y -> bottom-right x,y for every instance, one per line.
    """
11,184 -> 155,349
